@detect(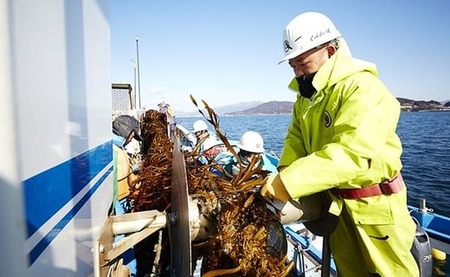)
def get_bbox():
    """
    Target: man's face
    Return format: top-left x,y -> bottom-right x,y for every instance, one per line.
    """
241,151 -> 261,164
195,130 -> 206,139
288,44 -> 333,78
